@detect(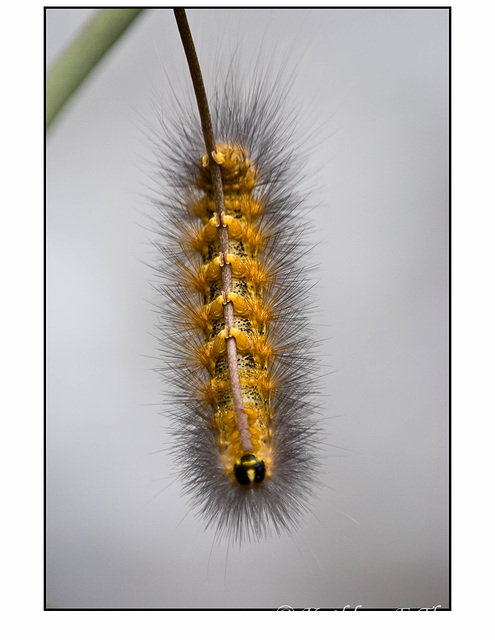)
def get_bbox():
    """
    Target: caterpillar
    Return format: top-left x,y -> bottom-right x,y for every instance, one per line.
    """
152,11 -> 321,544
